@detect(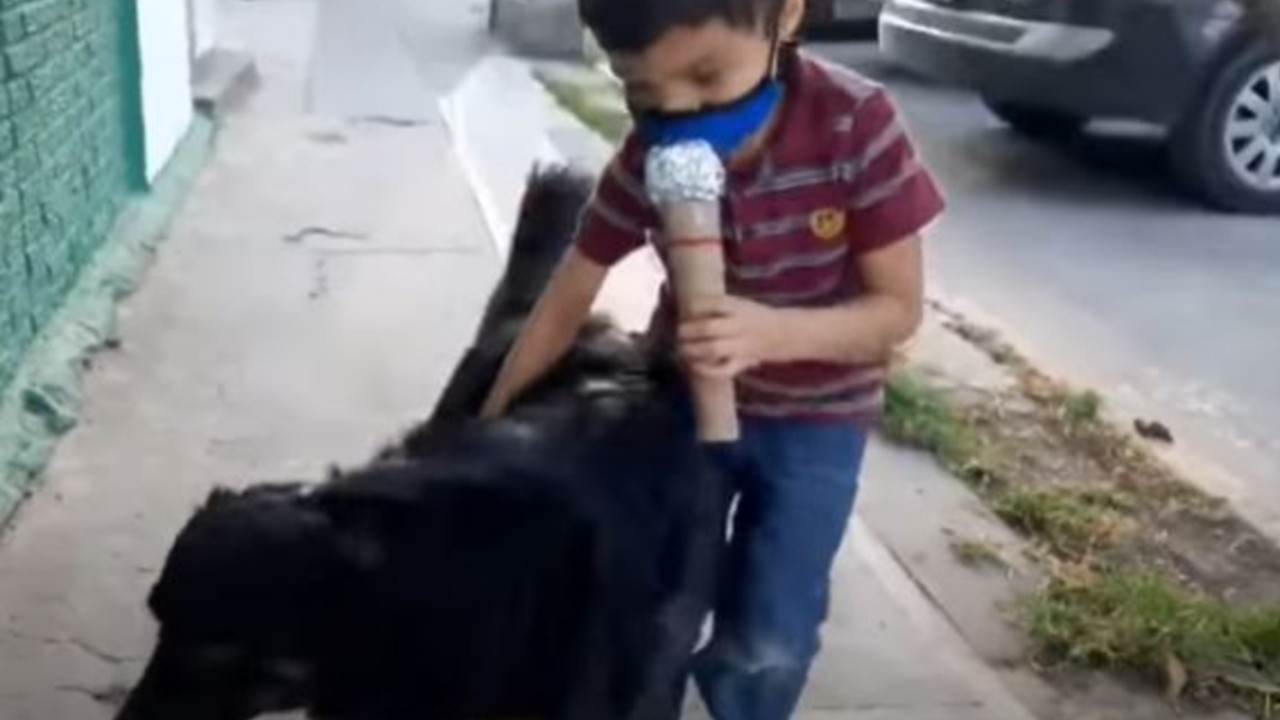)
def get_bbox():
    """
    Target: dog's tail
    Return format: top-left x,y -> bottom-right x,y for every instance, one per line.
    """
476,164 -> 596,338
